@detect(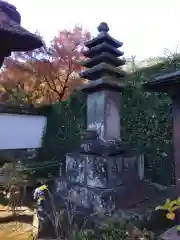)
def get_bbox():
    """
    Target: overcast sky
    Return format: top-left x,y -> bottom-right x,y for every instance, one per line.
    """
8,0 -> 180,61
